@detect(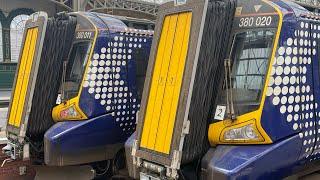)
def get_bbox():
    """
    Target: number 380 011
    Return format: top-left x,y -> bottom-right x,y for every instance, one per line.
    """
239,16 -> 272,28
